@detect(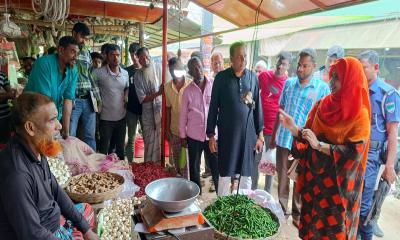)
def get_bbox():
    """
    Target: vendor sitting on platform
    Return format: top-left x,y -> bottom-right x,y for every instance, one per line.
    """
0,92 -> 98,240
